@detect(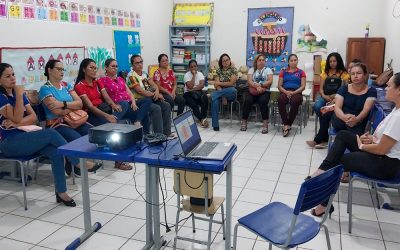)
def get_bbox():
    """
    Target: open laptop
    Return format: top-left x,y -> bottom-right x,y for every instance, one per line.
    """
173,111 -> 234,160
